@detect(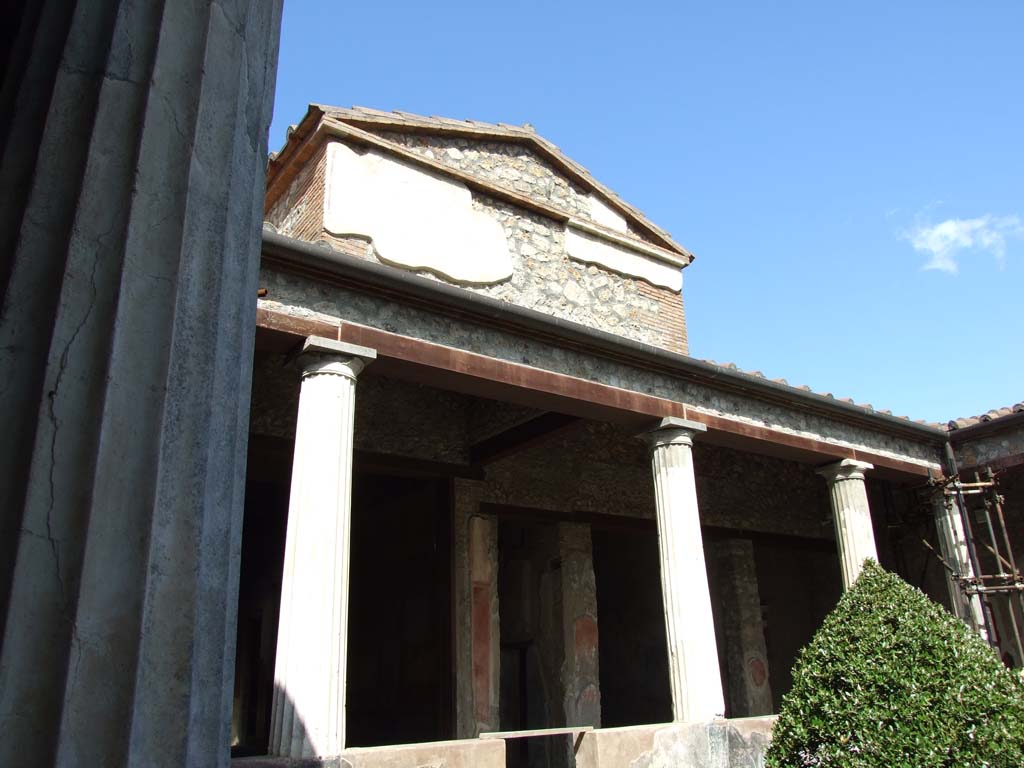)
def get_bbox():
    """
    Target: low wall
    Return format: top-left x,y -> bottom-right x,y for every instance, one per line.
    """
233,738 -> 505,768
576,717 -> 776,768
